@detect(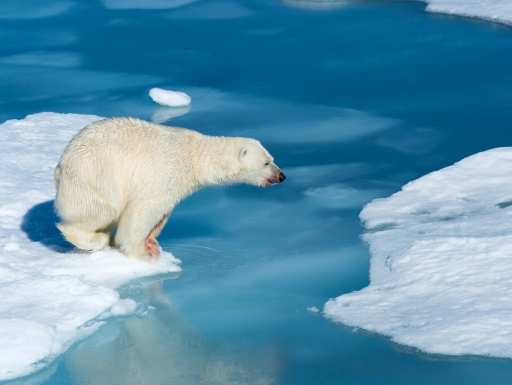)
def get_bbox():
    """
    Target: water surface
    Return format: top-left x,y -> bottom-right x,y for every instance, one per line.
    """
3,0 -> 512,384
